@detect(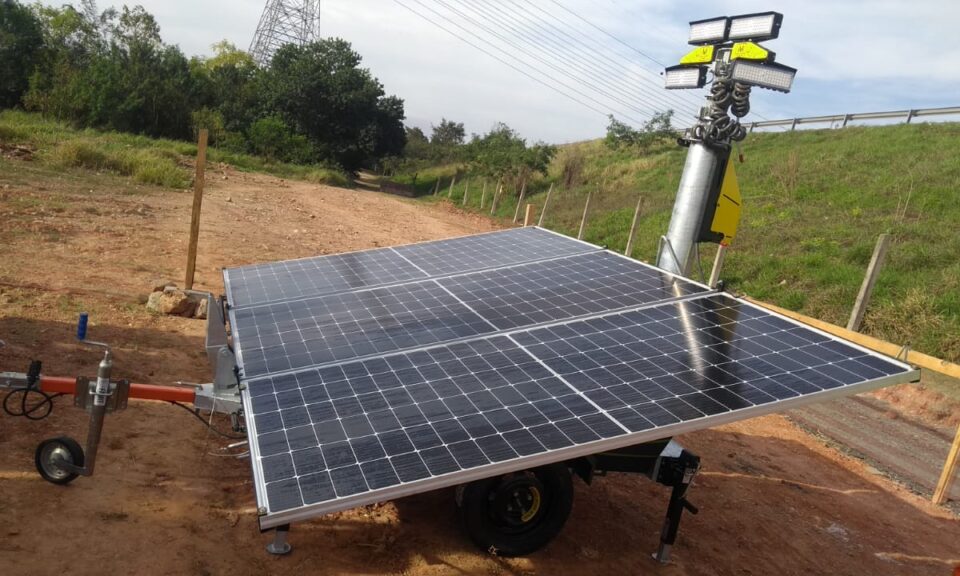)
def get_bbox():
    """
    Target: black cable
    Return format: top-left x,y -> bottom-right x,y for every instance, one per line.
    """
2,360 -> 64,421
3,389 -> 64,420
169,401 -> 247,440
